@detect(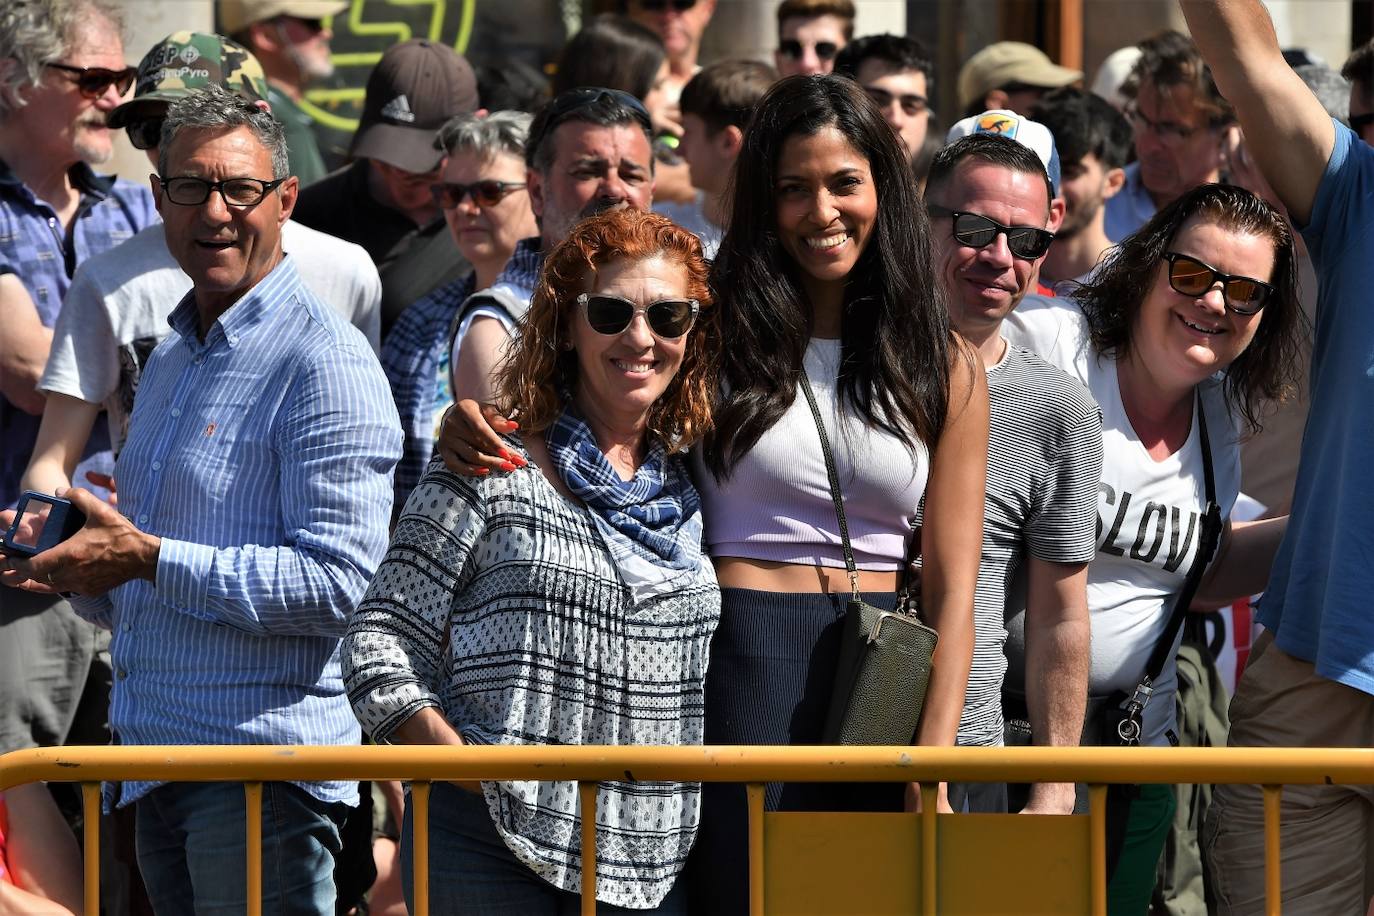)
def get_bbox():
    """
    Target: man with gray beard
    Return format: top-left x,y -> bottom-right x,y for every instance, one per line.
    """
447,87 -> 656,404
0,0 -> 157,756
